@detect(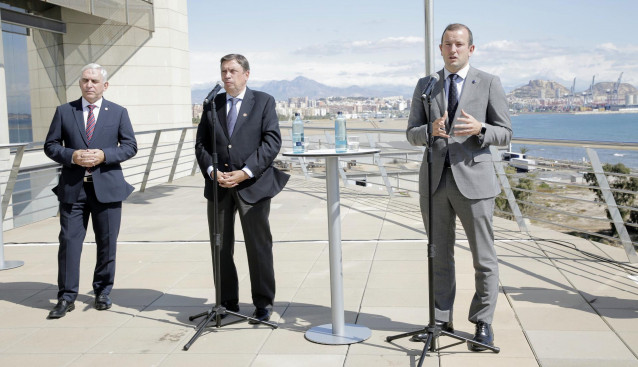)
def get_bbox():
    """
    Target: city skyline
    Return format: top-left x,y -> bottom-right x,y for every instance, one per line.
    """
187,0 -> 638,92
